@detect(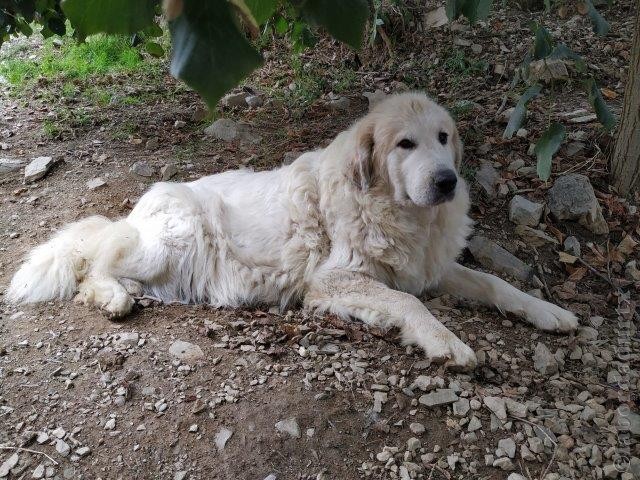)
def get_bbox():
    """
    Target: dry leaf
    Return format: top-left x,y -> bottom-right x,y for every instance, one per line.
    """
617,235 -> 638,256
601,88 -> 618,99
559,251 -> 578,264
557,5 -> 569,18
567,266 -> 588,282
577,2 -> 589,14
